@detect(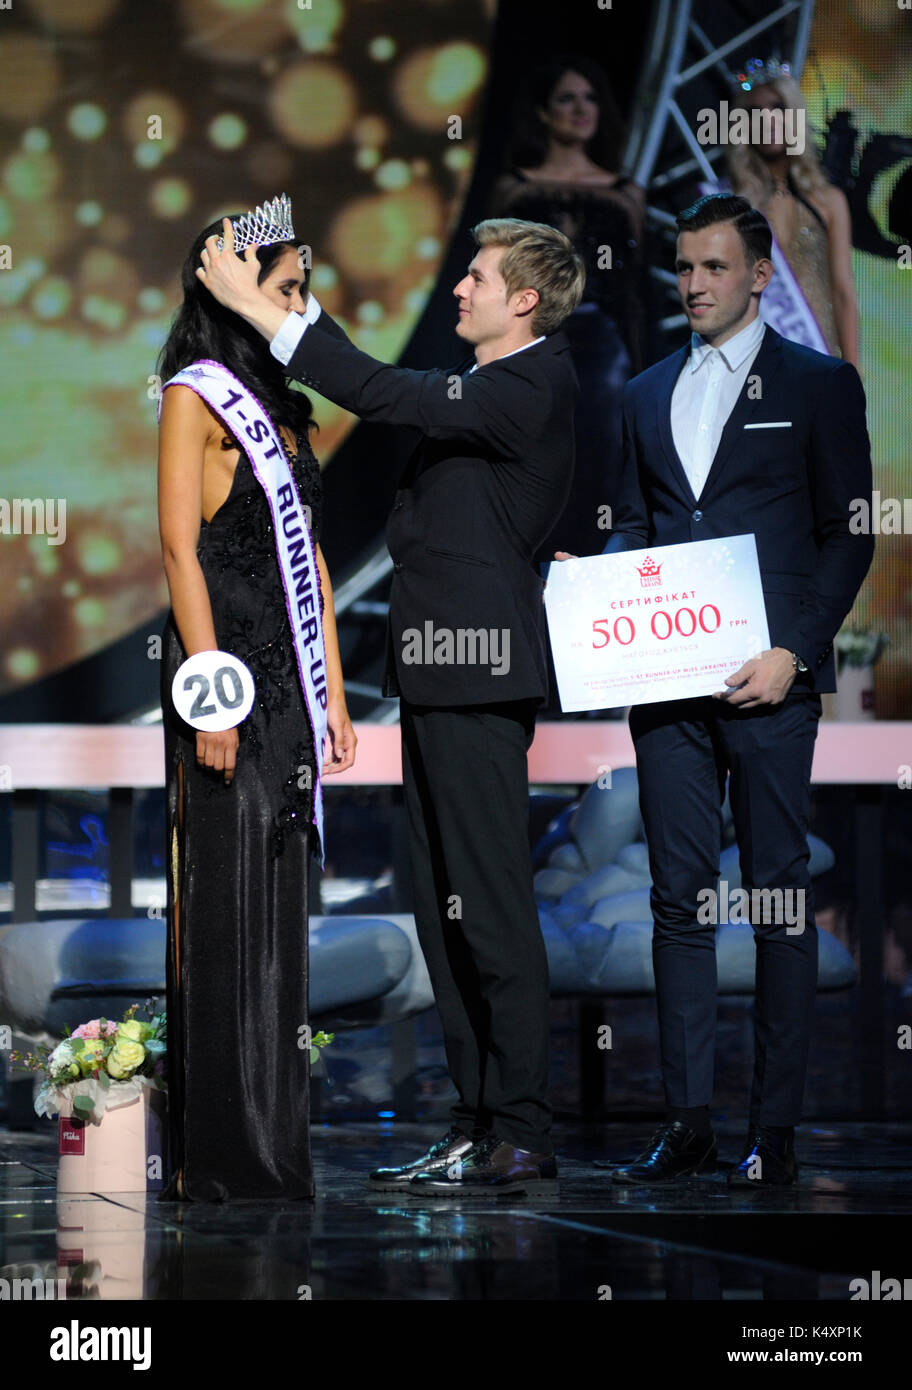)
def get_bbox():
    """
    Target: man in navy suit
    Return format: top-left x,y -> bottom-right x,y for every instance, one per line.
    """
594,193 -> 874,1184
